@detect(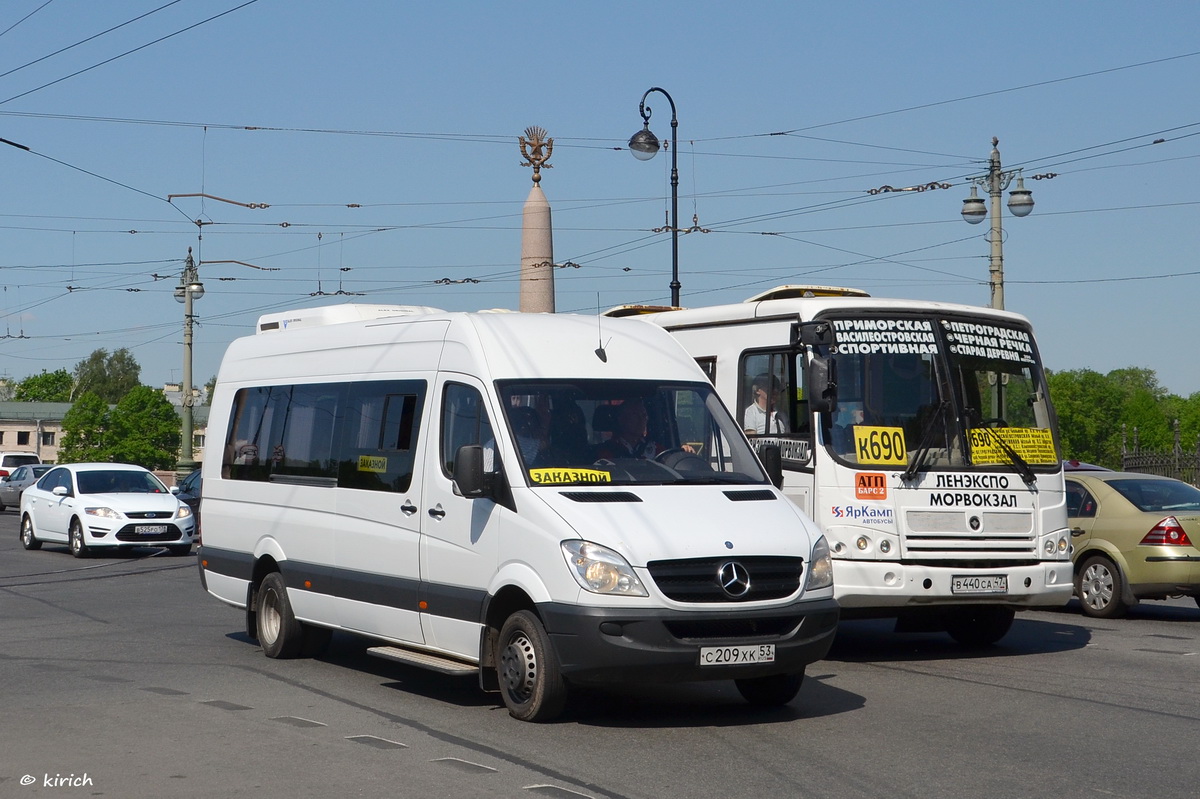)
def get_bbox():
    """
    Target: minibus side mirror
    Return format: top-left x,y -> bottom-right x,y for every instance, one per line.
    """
759,444 -> 784,489
806,354 -> 838,415
792,320 -> 833,348
453,445 -> 487,498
